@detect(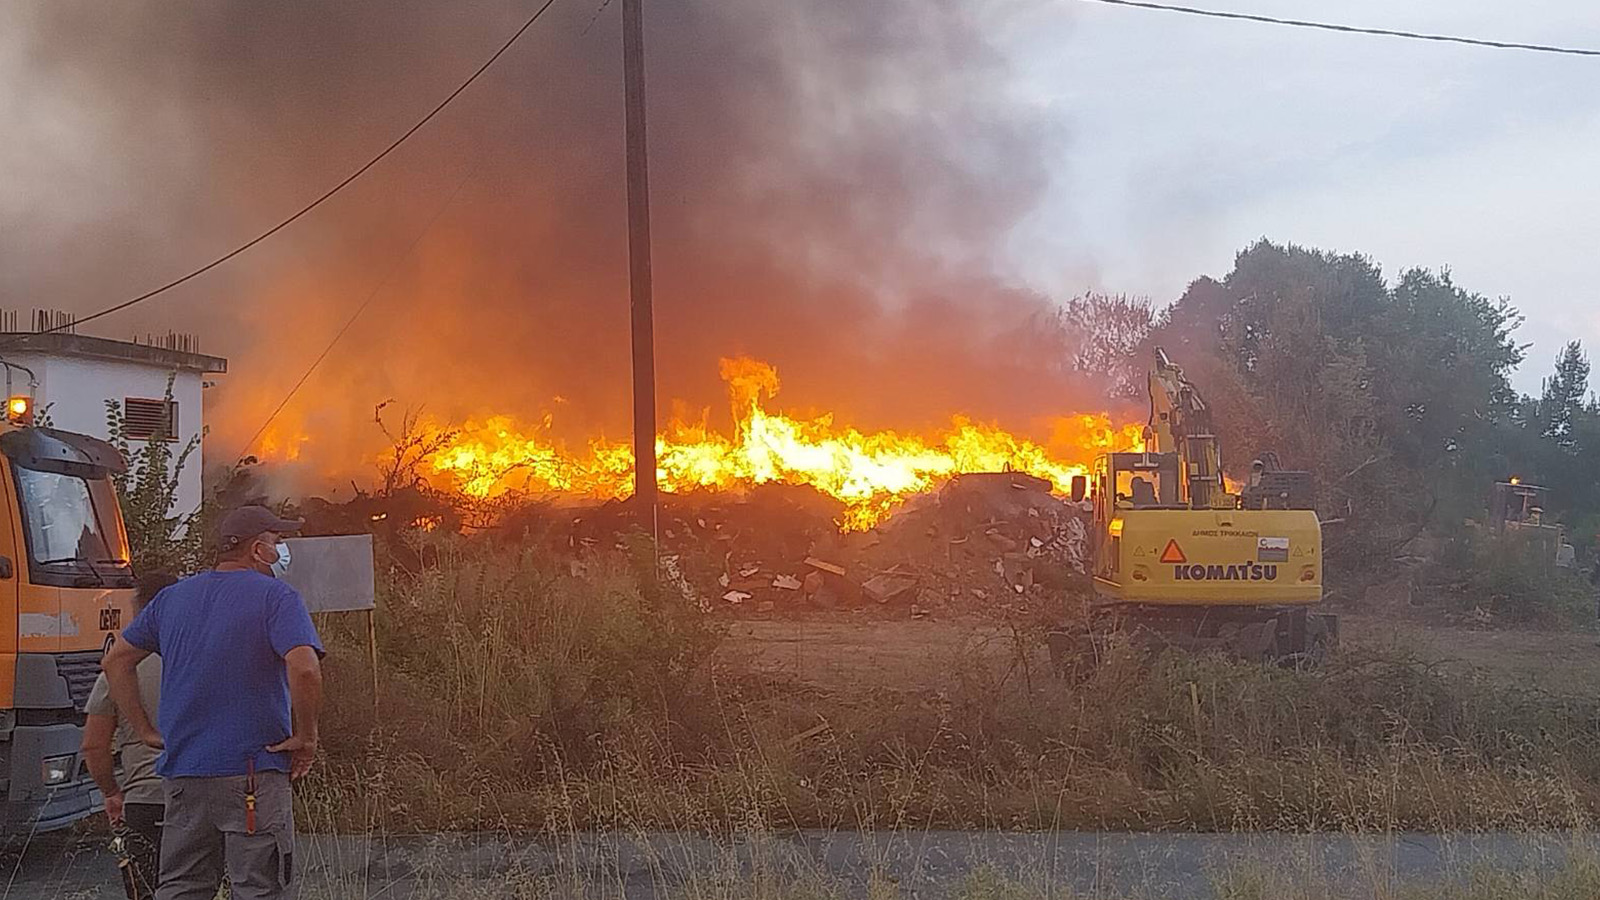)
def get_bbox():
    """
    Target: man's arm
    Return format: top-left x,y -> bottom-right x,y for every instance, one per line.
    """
266,646 -> 322,779
103,637 -> 160,749
81,714 -> 123,823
